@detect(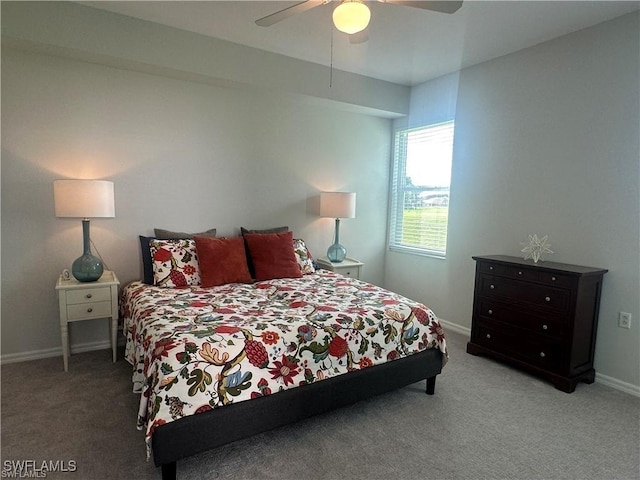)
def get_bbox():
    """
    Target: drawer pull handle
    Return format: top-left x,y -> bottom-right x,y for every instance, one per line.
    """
545,296 -> 551,302
542,324 -> 548,330
489,266 -> 494,270
486,333 -> 491,339
551,276 -> 556,281
490,284 -> 495,289
539,352 -> 546,358
518,271 -> 522,275
86,293 -> 93,299
87,308 -> 93,313
488,309 -> 493,315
